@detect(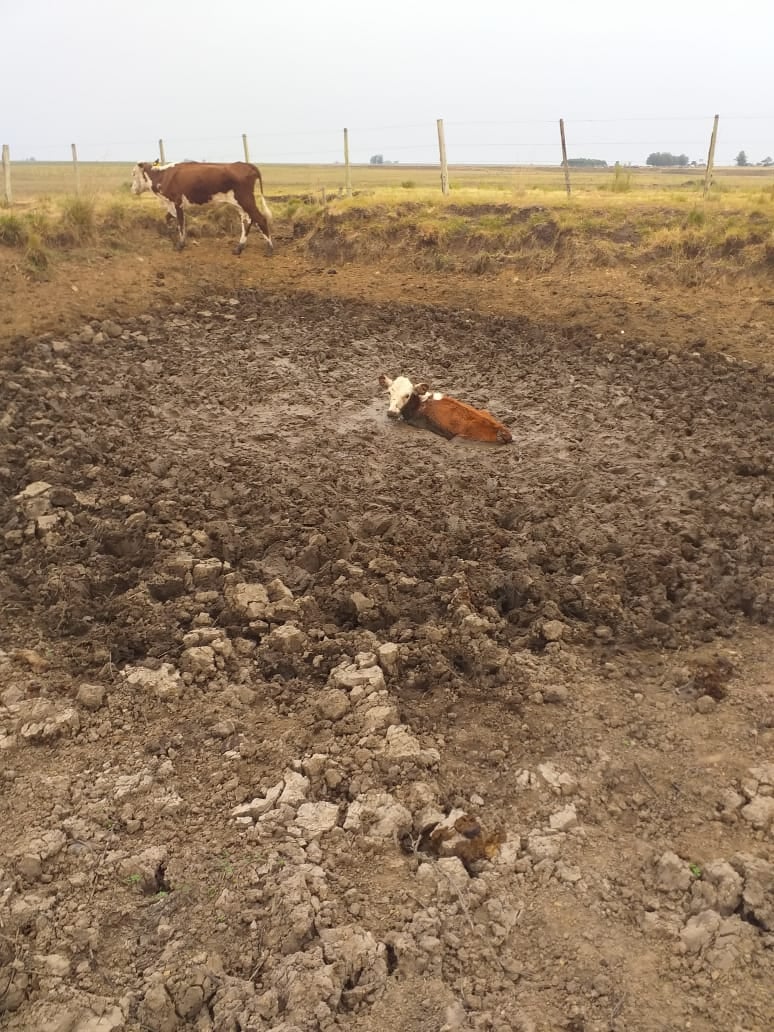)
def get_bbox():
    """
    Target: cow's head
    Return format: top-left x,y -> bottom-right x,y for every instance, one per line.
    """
130,162 -> 155,196
379,374 -> 428,419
